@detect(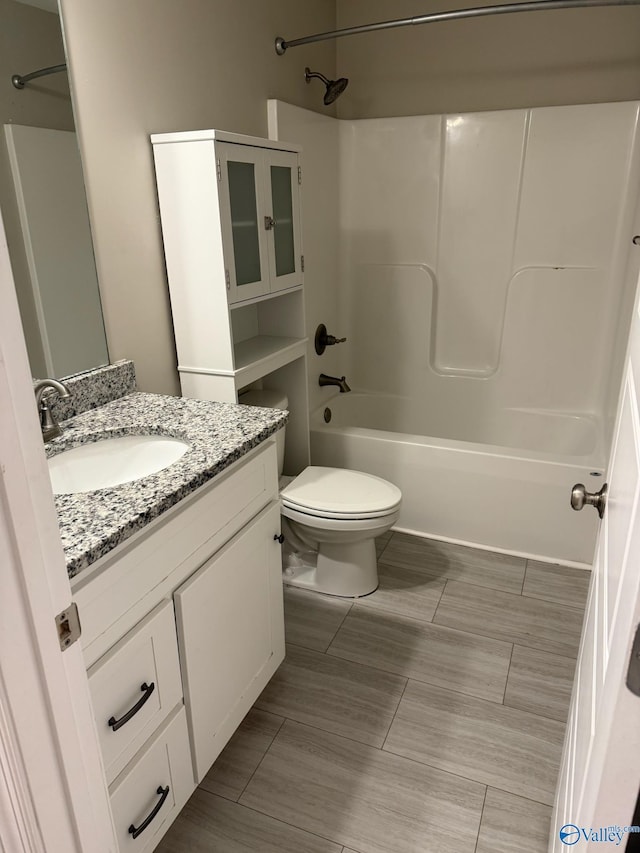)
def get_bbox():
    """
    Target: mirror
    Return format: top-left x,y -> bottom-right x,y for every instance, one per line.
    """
0,0 -> 108,379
